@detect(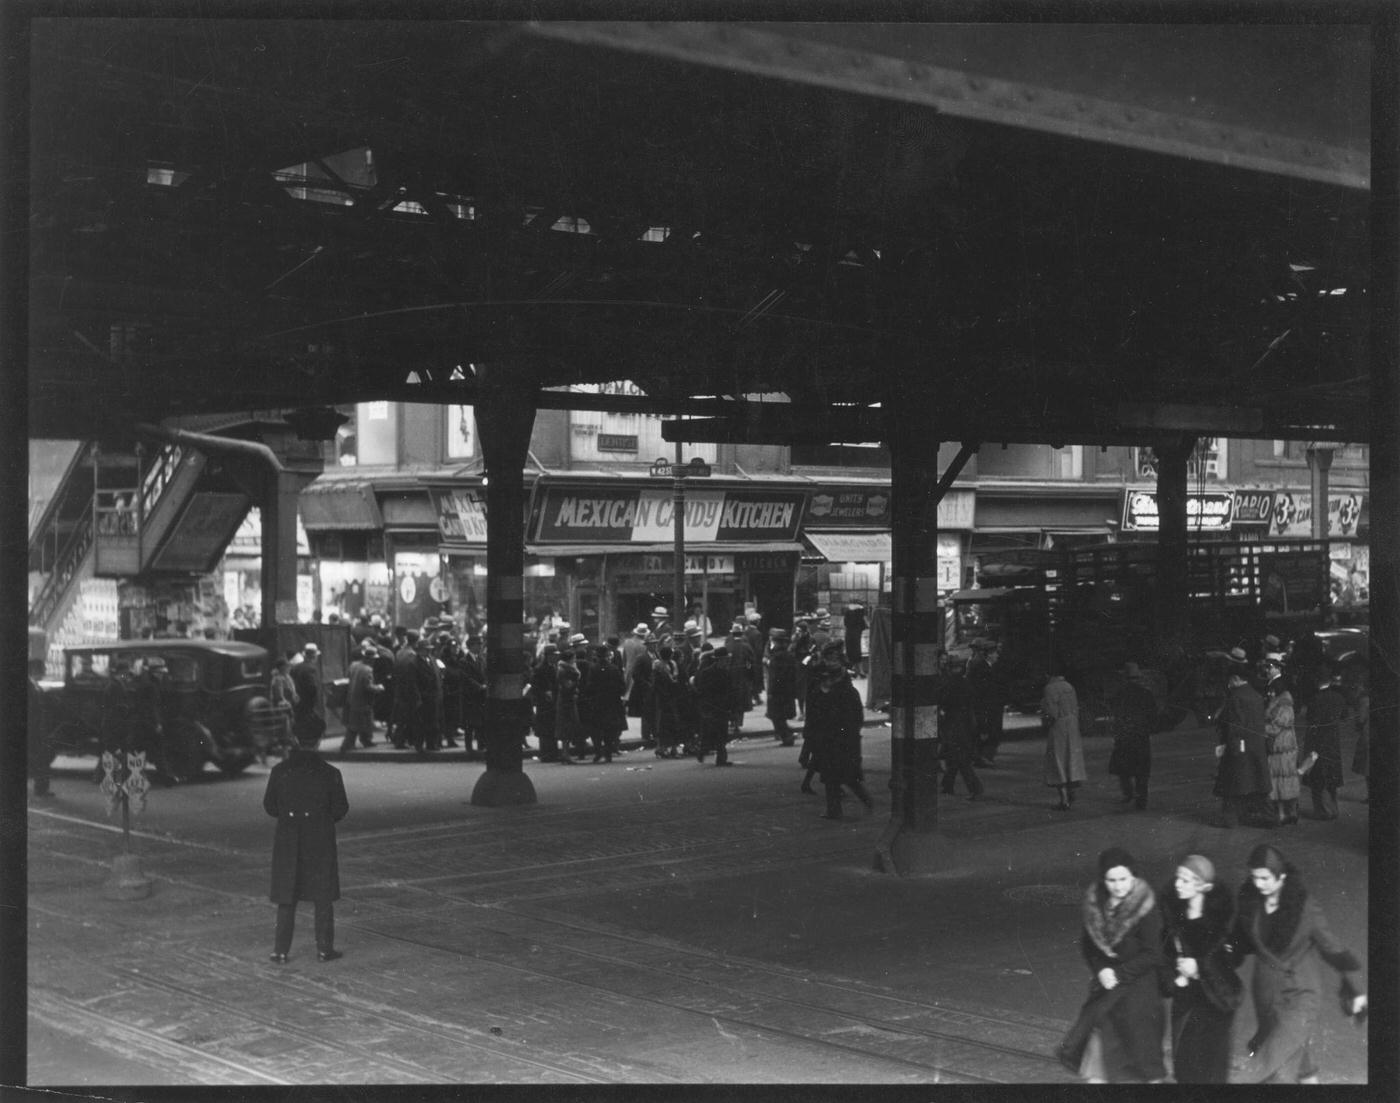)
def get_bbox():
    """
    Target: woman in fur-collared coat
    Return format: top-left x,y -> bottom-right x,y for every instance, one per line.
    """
1058,848 -> 1167,1083
1261,659 -> 1301,825
1159,854 -> 1239,1083
1231,845 -> 1367,1084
